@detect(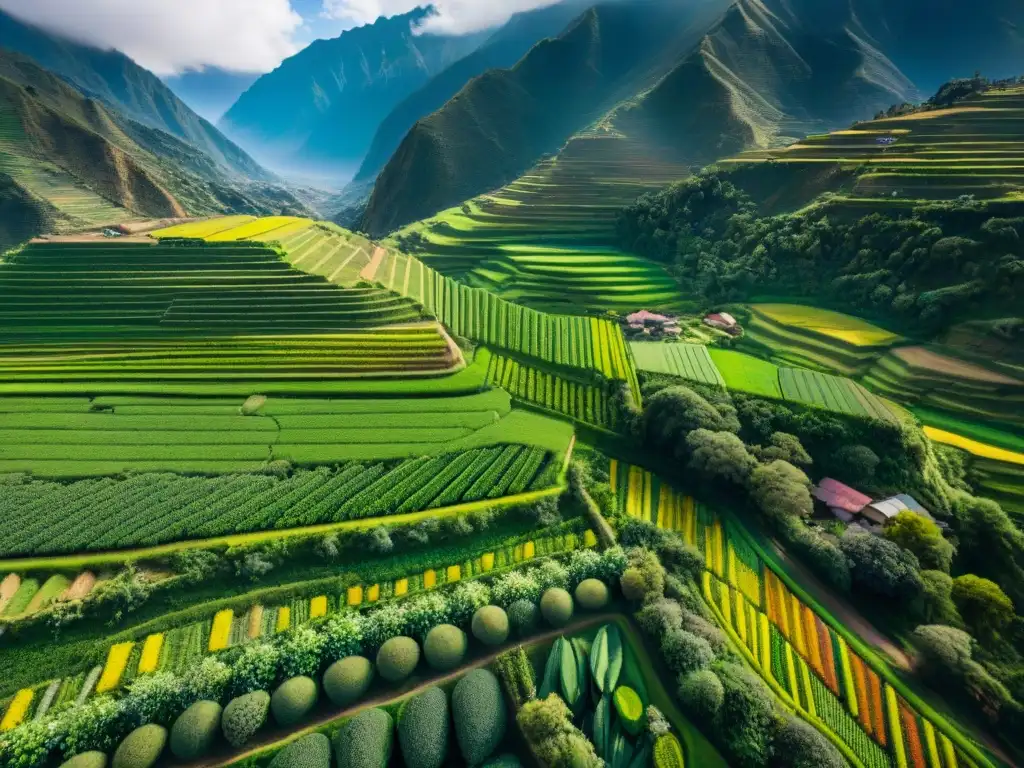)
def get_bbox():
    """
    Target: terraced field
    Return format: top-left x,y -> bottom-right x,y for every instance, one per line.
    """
743,304 -> 903,376
630,341 -> 725,386
0,390 -> 574,478
387,133 -> 690,313
725,86 -> 1024,203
